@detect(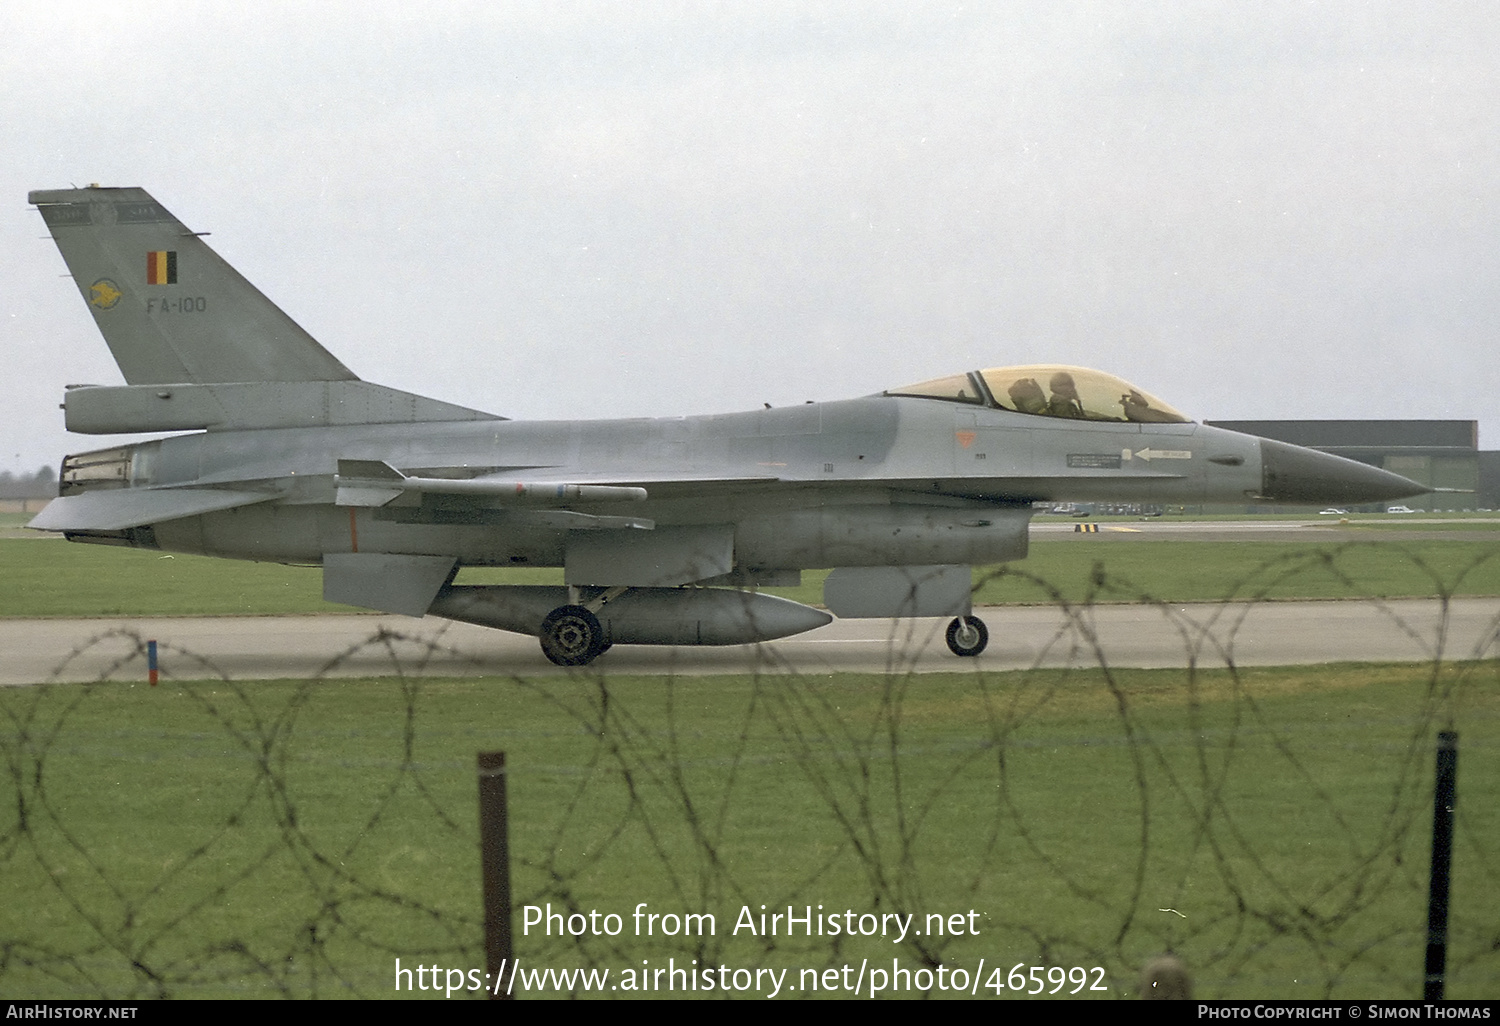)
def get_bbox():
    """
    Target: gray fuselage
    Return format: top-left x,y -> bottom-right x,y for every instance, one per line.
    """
89,394 -> 1265,572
